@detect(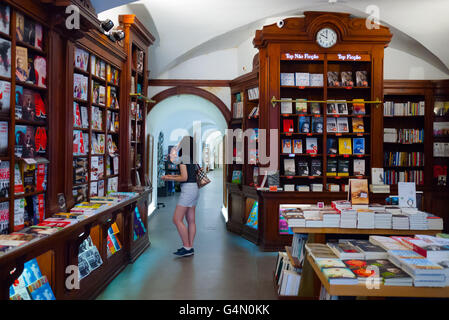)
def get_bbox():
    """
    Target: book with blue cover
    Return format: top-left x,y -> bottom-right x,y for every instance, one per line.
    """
298,116 -> 311,133
353,138 -> 365,155
312,117 -> 323,133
